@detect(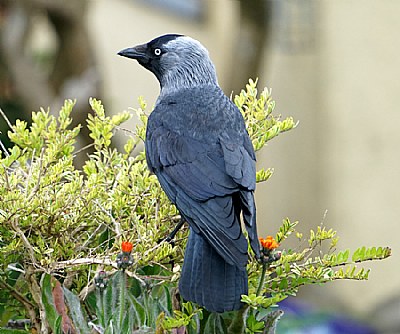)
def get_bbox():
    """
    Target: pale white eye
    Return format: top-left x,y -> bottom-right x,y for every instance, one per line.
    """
154,48 -> 162,56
